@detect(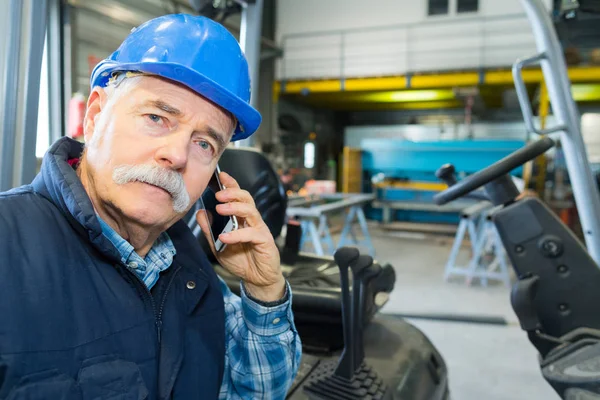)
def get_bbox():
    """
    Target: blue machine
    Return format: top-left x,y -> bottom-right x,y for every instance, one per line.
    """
360,138 -> 527,224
